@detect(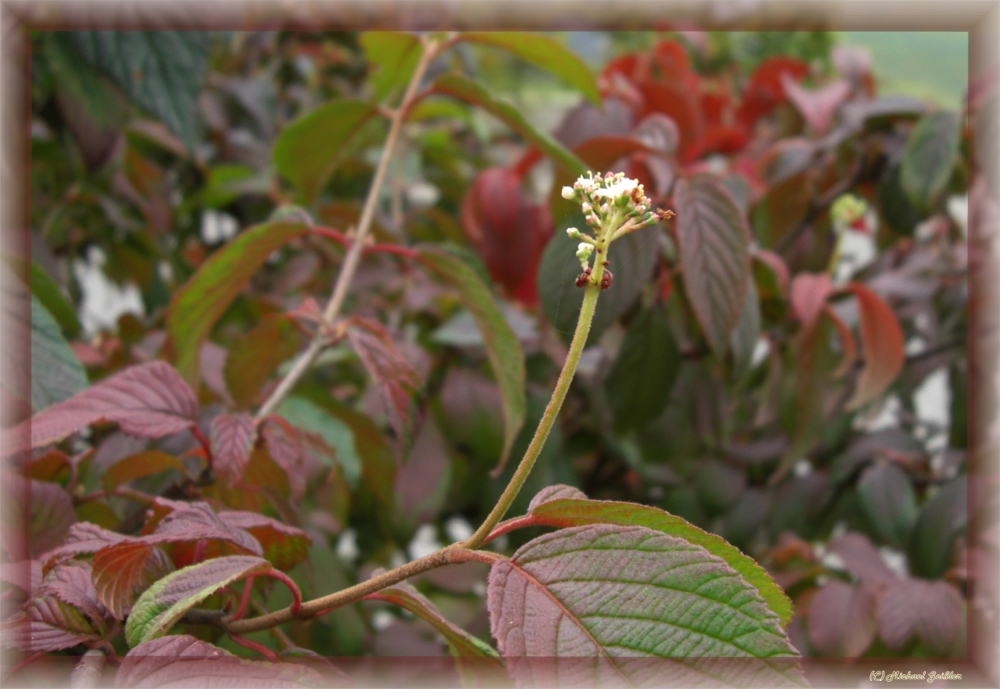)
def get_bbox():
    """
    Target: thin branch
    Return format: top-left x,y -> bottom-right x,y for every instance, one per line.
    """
256,35 -> 440,420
